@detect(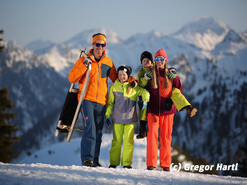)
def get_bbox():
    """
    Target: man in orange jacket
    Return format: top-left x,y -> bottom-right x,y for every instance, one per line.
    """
69,33 -> 118,167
